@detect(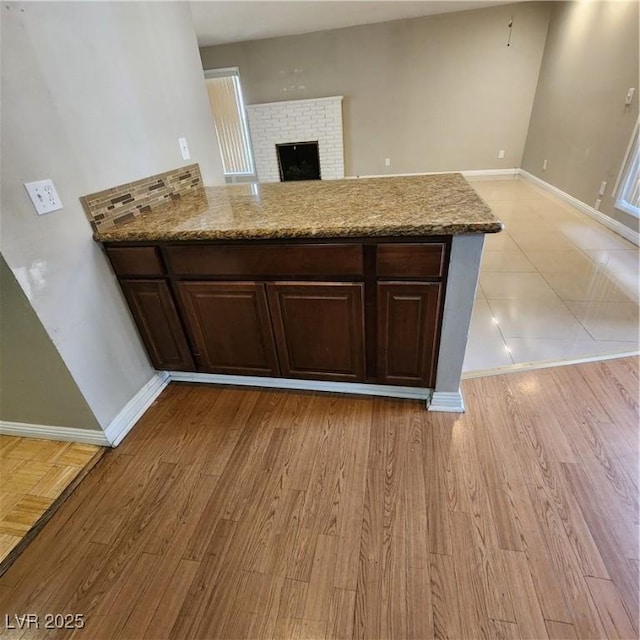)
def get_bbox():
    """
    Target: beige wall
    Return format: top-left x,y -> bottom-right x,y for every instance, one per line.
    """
0,256 -> 100,430
200,2 -> 550,177
522,1 -> 639,231
1,2 -> 225,429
